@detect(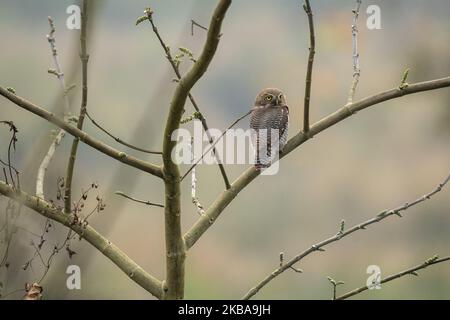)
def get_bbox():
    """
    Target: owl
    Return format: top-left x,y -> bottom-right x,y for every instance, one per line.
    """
250,88 -> 289,170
